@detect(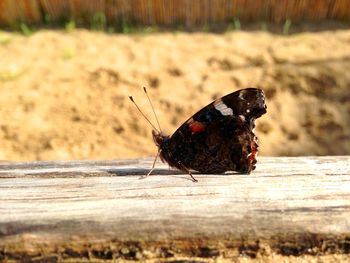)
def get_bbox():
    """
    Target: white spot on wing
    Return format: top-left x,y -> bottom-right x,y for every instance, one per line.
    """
214,99 -> 233,116
238,90 -> 246,100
